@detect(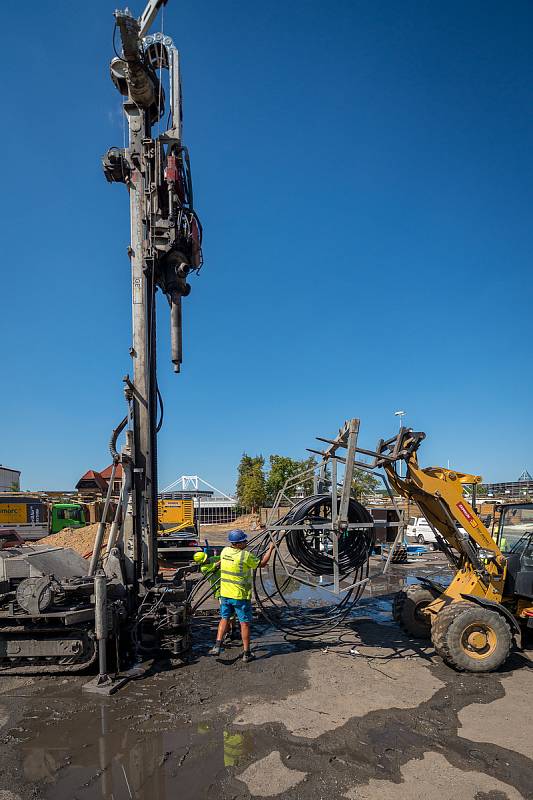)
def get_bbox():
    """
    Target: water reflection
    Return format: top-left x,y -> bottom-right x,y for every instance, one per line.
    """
197,723 -> 254,767
18,701 -> 255,800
